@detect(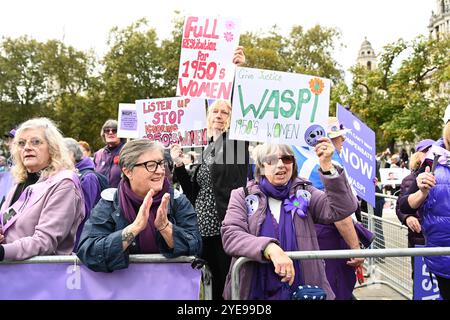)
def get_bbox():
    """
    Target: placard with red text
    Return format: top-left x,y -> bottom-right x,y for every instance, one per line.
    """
177,16 -> 240,101
135,97 -> 207,148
